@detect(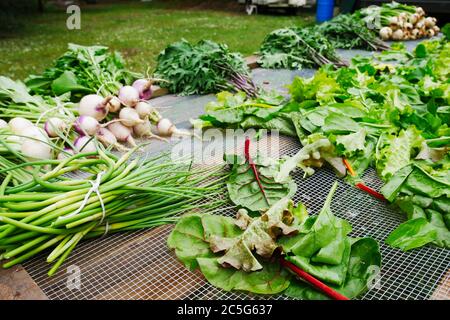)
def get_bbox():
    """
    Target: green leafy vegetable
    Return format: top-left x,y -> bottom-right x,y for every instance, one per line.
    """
226,154 -> 297,212
155,40 -> 256,96
259,28 -> 347,70
26,43 -> 138,99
